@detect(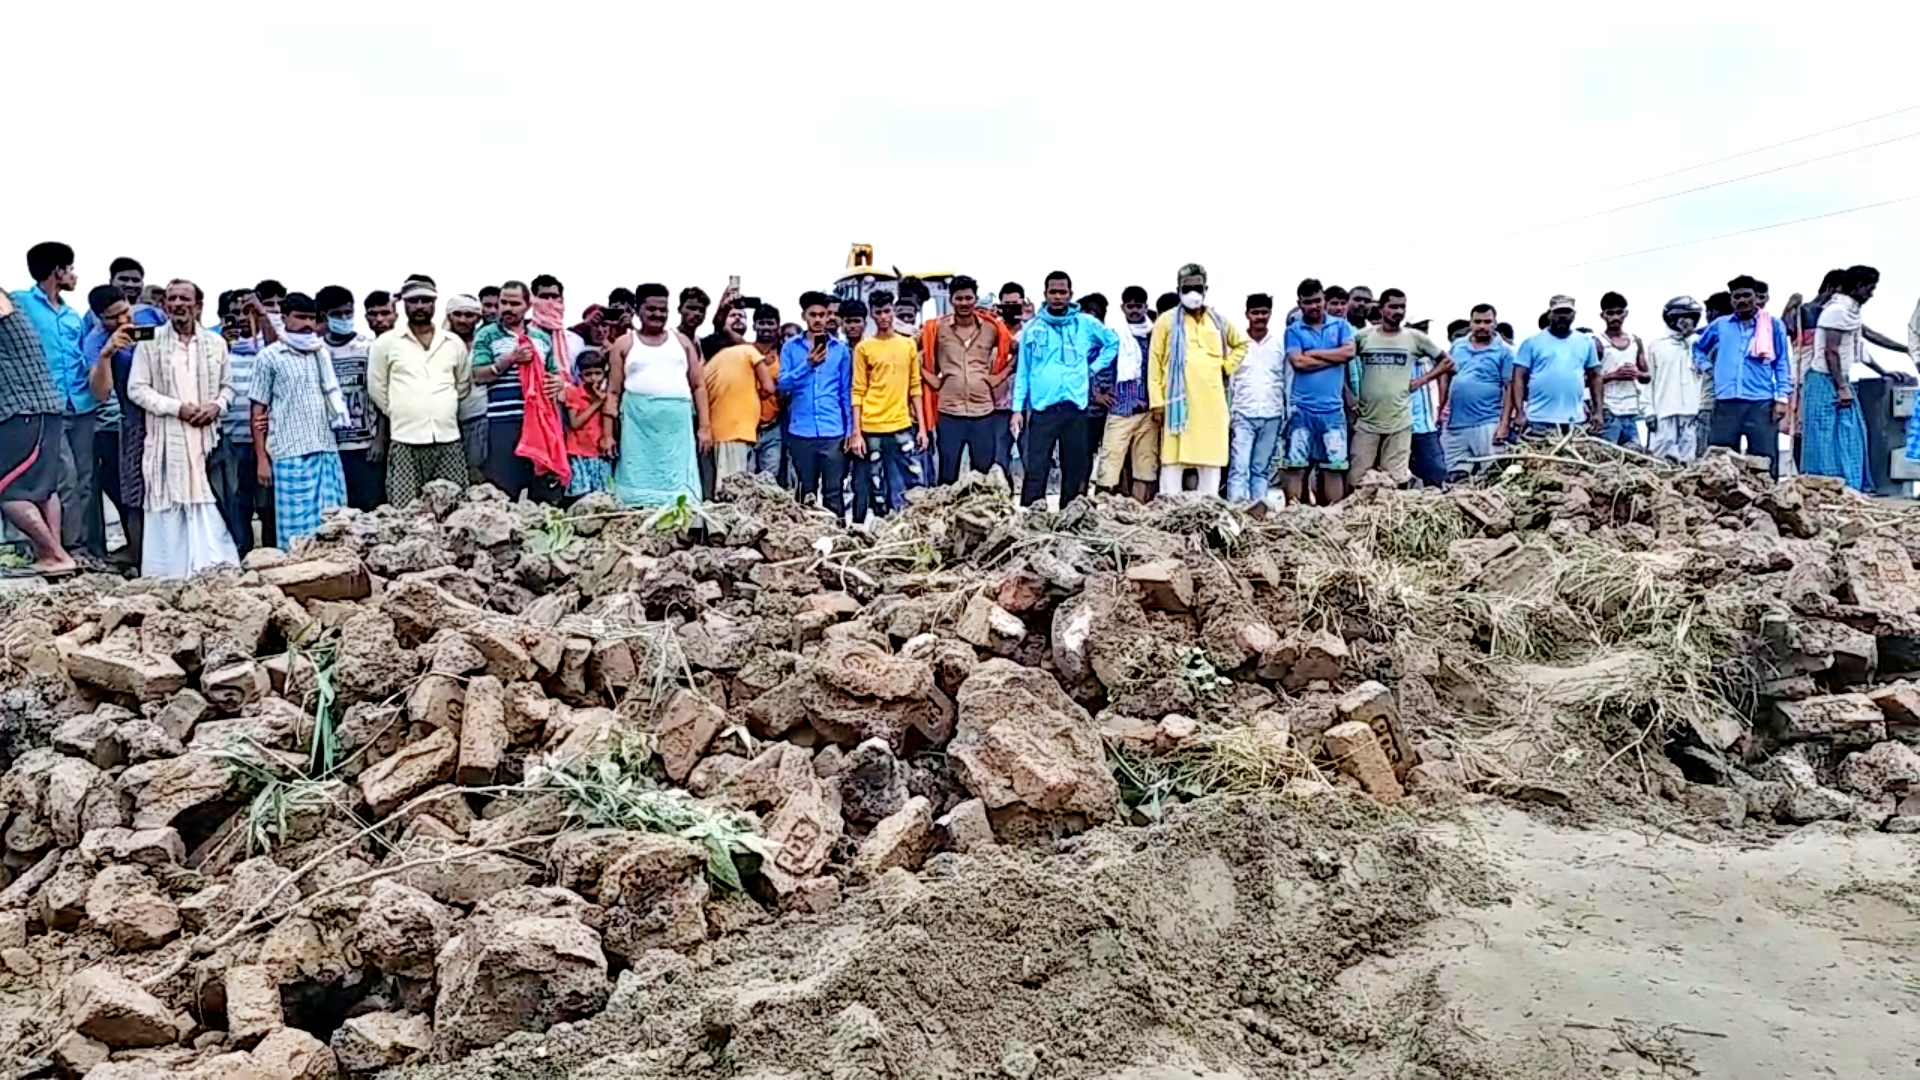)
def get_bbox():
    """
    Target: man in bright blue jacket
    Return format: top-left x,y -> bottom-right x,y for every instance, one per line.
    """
1010,270 -> 1116,507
